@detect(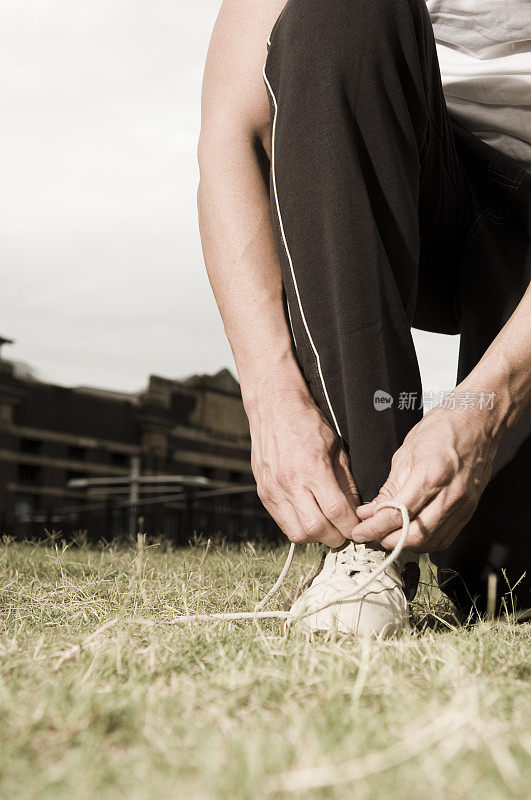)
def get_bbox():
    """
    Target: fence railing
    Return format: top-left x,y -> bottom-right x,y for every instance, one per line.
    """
1,497 -> 281,545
